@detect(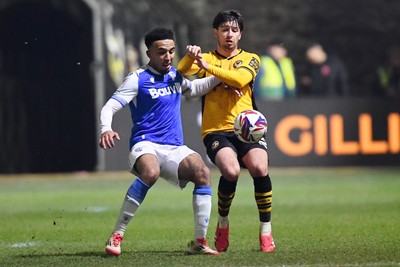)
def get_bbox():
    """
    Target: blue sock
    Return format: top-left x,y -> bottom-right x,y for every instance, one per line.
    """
112,178 -> 151,234
193,185 -> 212,196
127,178 -> 151,205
